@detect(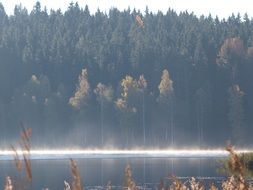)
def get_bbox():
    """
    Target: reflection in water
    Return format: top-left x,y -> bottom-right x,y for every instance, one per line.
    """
143,158 -> 146,188
0,157 -> 221,189
198,158 -> 203,177
101,159 -> 104,186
